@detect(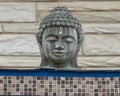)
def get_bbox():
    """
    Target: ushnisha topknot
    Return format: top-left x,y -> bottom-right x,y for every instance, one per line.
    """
37,6 -> 83,44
